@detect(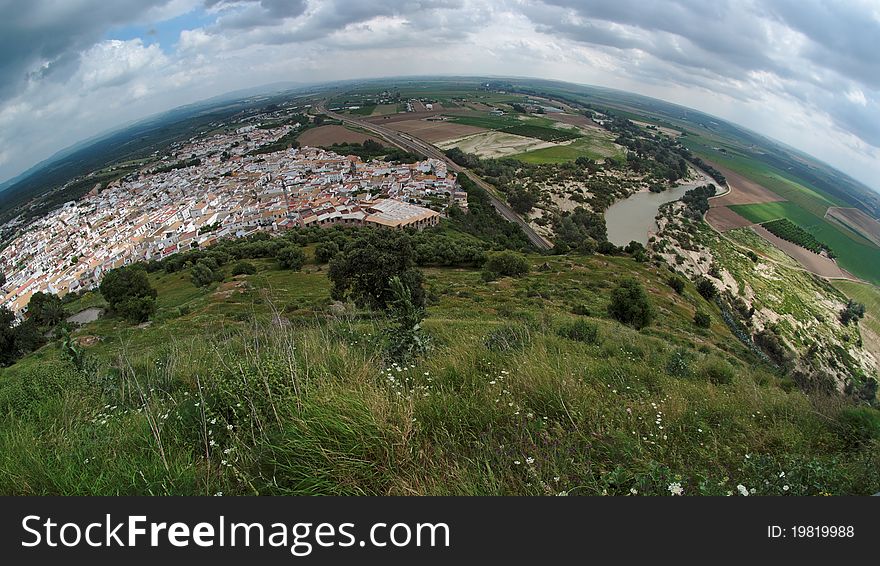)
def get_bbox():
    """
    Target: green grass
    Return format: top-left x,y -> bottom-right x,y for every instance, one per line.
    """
2,252 -> 877,495
499,124 -> 581,143
348,104 -> 377,116
511,136 -> 624,164
449,115 -> 522,130
729,201 -> 880,284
